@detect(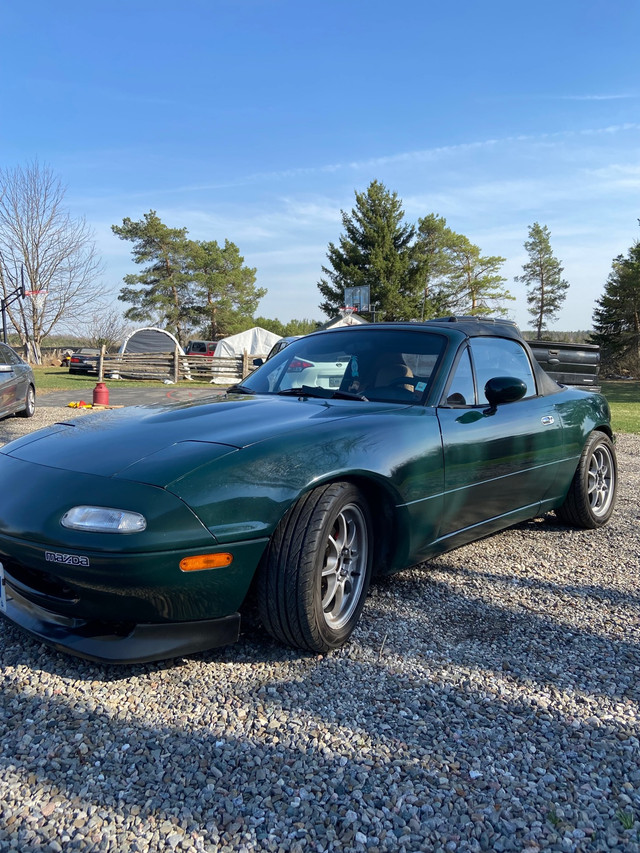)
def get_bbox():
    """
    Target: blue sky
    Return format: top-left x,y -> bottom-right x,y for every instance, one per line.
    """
2,0 -> 639,331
